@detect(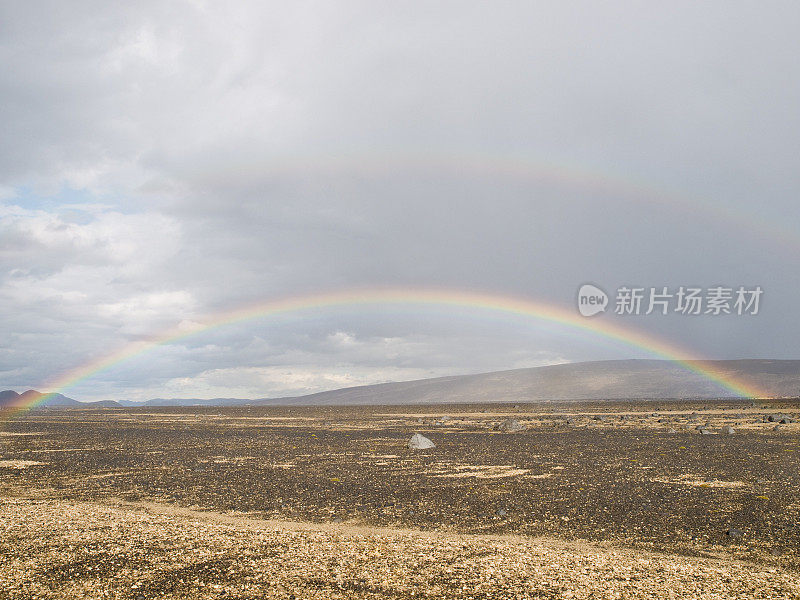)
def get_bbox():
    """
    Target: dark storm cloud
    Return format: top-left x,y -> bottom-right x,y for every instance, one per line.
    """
1,1 -> 799,400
